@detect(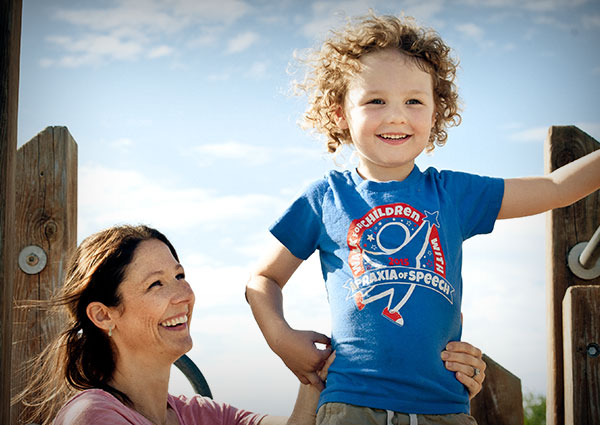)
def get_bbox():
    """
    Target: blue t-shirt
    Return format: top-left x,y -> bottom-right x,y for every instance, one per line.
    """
270,166 -> 504,415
